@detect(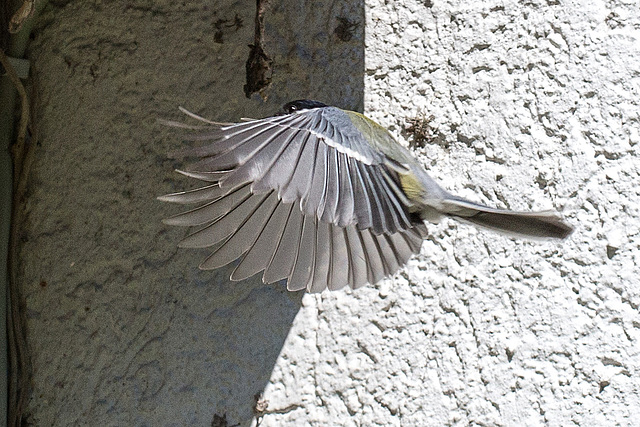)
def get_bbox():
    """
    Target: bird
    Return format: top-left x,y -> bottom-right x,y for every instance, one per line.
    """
159,100 -> 573,292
